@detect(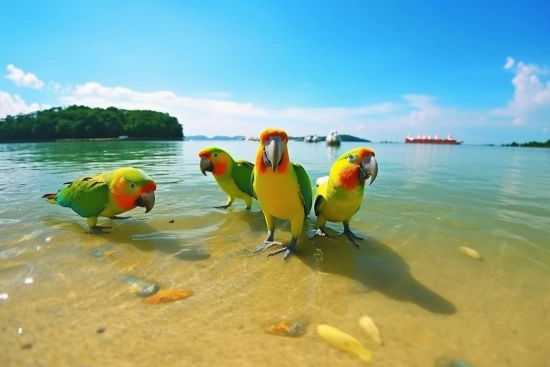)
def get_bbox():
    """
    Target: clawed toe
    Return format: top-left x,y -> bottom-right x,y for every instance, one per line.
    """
252,241 -> 282,253
214,204 -> 231,209
309,228 -> 331,239
86,226 -> 111,234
